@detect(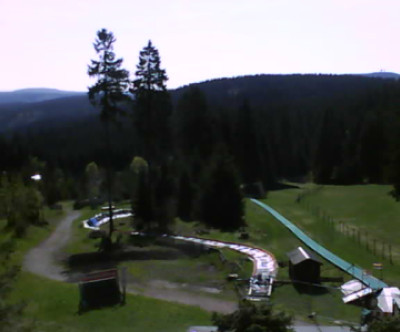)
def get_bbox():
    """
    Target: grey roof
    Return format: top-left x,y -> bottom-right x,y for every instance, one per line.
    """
287,246 -> 322,265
